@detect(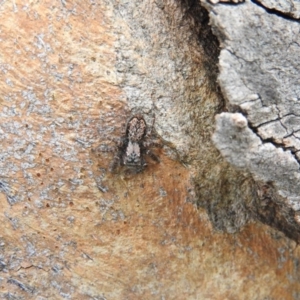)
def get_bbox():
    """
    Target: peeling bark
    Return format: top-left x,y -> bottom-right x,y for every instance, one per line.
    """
204,0 -> 300,241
